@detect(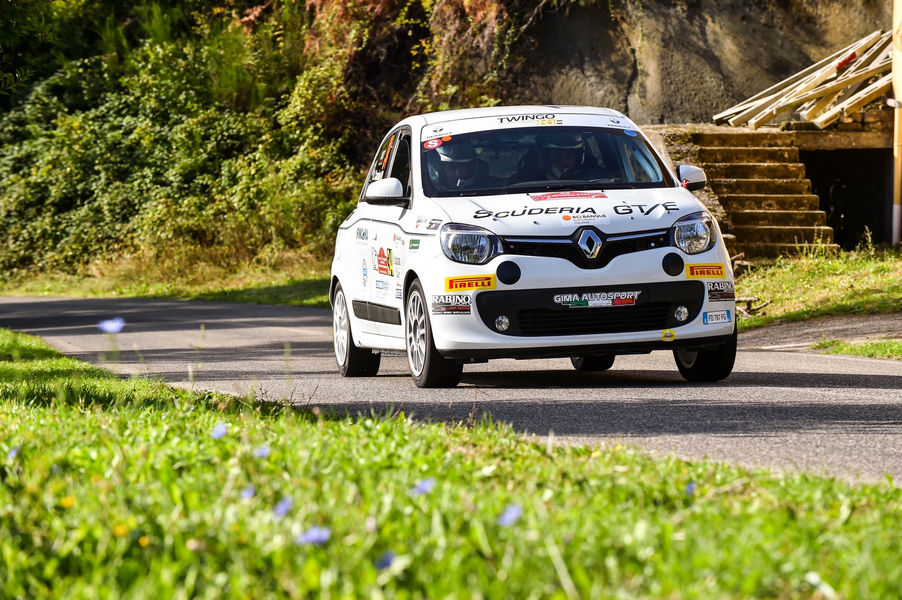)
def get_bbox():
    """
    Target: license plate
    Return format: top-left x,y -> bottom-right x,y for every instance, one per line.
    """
702,310 -> 731,325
